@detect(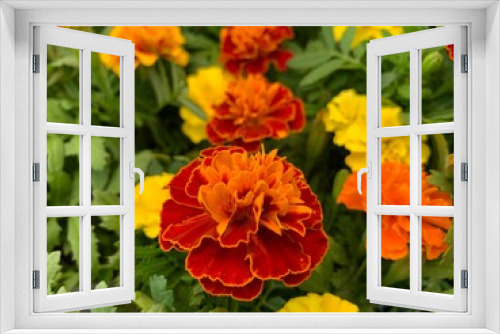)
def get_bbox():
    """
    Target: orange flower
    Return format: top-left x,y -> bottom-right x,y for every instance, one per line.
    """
206,74 -> 306,151
100,26 -> 188,75
445,44 -> 454,61
160,147 -> 328,301
337,162 -> 452,260
220,26 -> 294,74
